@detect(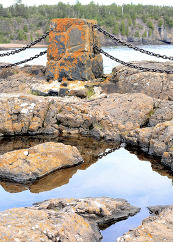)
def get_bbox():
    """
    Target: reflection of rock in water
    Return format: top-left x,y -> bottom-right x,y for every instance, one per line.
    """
0,135 -> 120,168
0,166 -> 79,193
0,135 -> 120,193
126,145 -> 173,180
30,165 -> 80,193
0,181 -> 28,193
